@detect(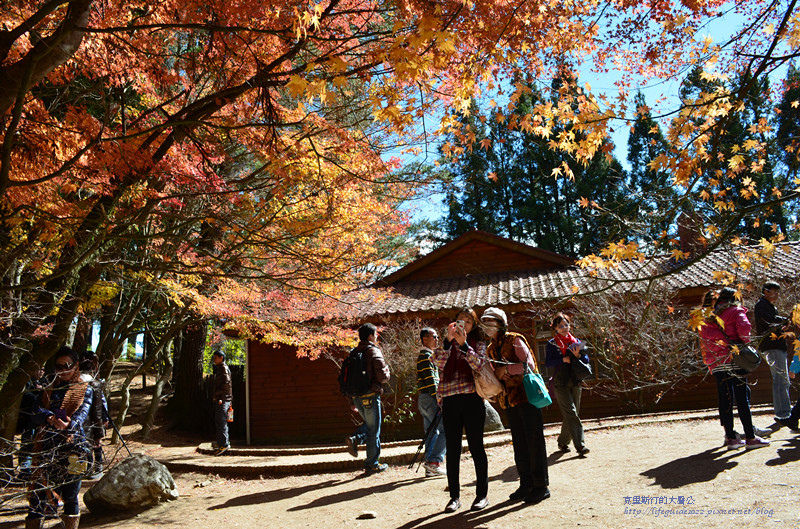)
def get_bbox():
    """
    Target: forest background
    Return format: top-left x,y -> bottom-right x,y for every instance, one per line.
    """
2,0 -> 800,448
